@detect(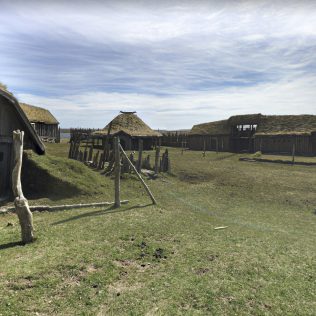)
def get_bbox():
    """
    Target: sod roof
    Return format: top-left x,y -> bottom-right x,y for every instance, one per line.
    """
94,112 -> 162,137
190,120 -> 230,136
20,103 -> 59,125
0,88 -> 45,154
256,115 -> 316,136
190,114 -> 316,136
